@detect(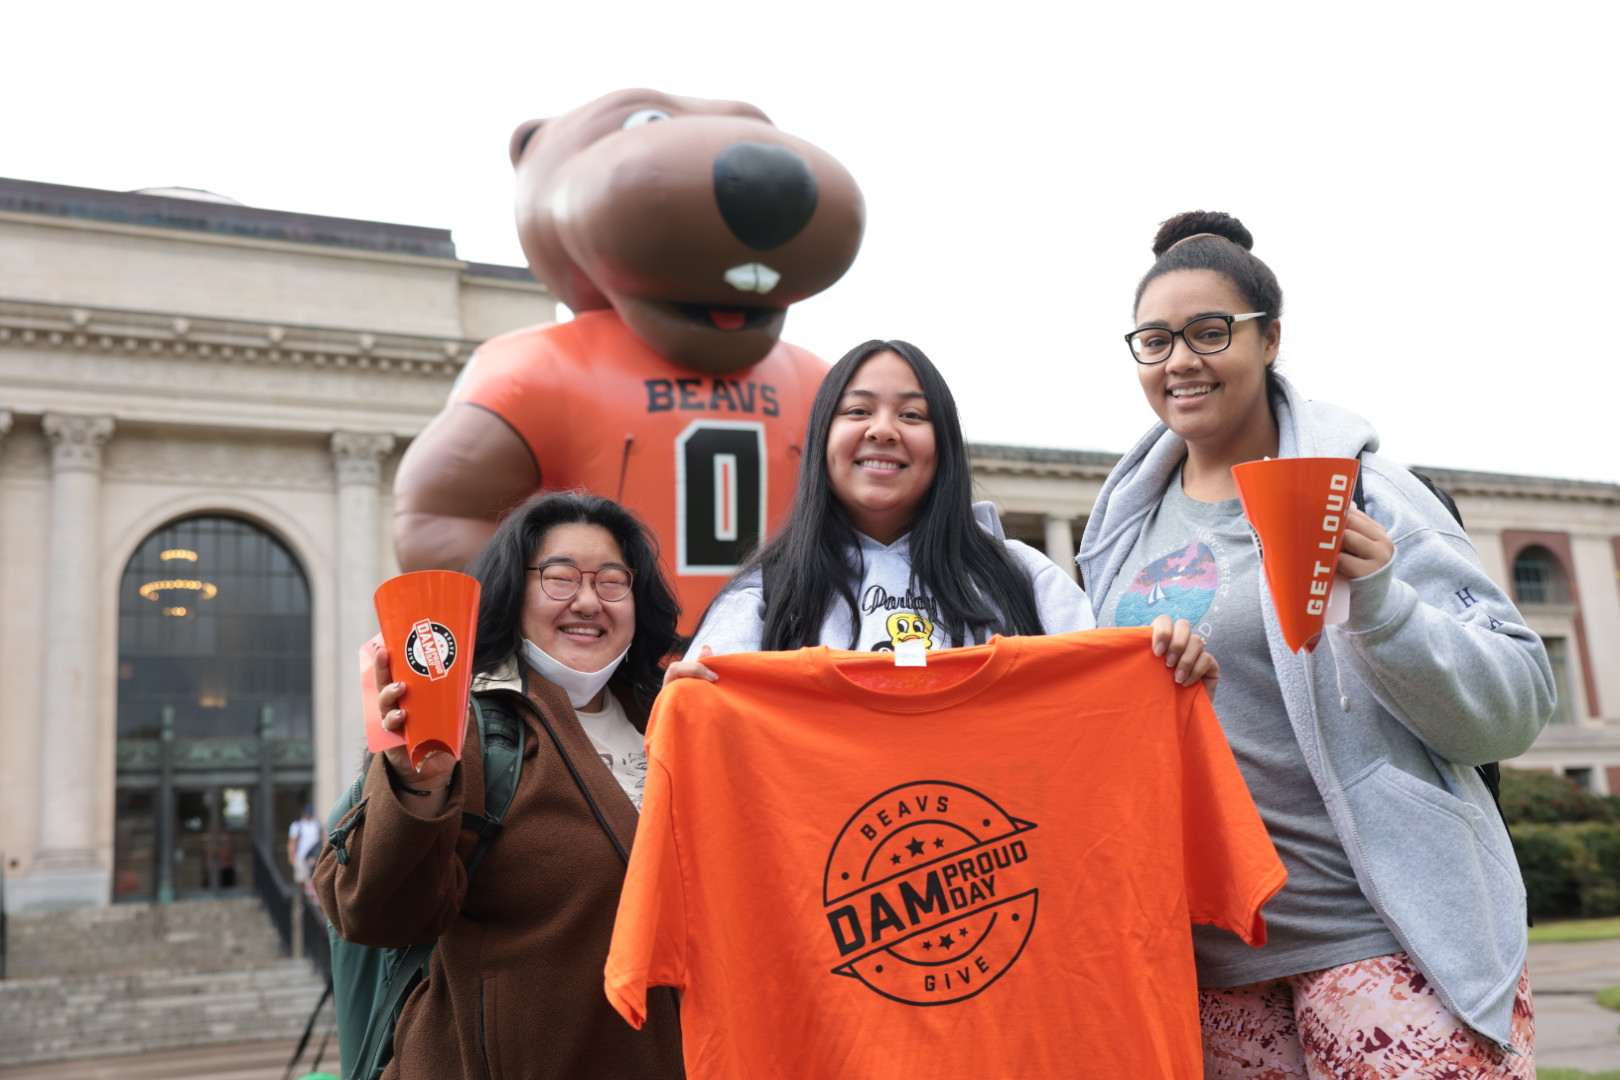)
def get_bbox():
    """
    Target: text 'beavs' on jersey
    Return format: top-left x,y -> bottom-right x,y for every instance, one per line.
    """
455,309 -> 829,634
